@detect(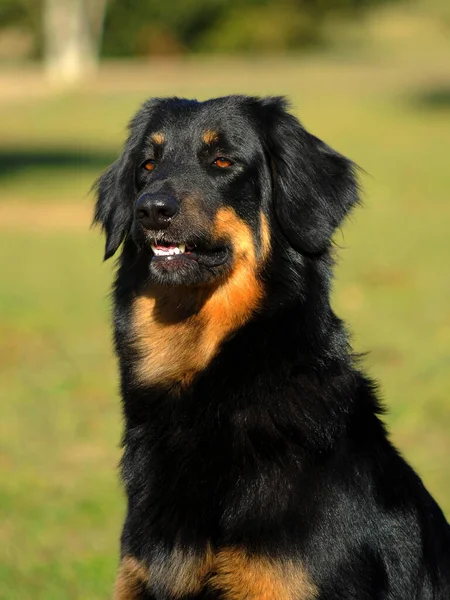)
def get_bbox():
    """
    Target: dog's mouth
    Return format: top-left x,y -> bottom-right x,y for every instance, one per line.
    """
150,240 -> 229,268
